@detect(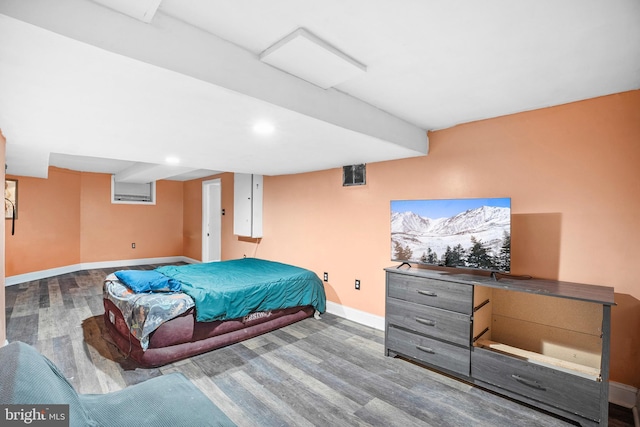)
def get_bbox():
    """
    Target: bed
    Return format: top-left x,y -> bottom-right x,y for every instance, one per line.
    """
102,258 -> 326,367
